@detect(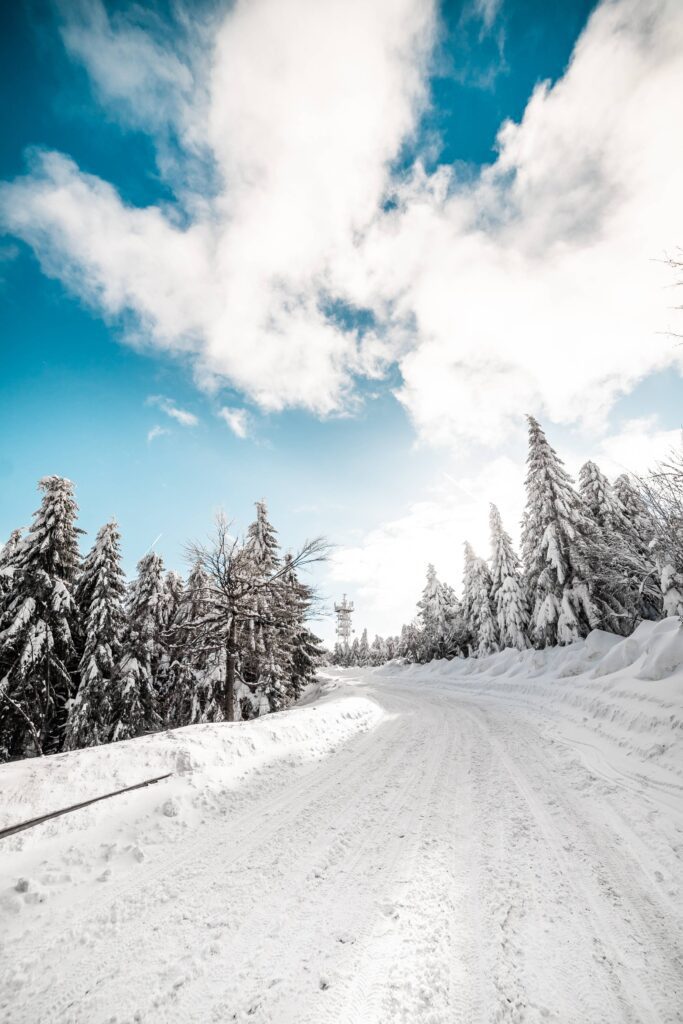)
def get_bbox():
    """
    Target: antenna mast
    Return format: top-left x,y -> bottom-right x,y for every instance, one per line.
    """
334,594 -> 354,646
